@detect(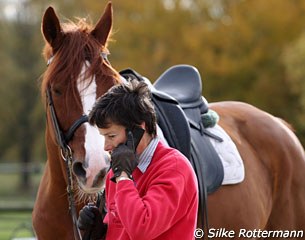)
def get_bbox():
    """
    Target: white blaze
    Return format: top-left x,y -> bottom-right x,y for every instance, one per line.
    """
77,64 -> 107,189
